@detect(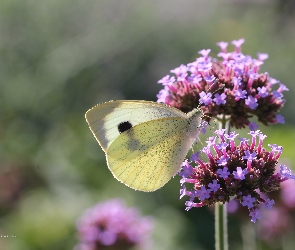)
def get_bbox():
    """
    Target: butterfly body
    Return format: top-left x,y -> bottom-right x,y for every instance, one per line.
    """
85,100 -> 201,192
